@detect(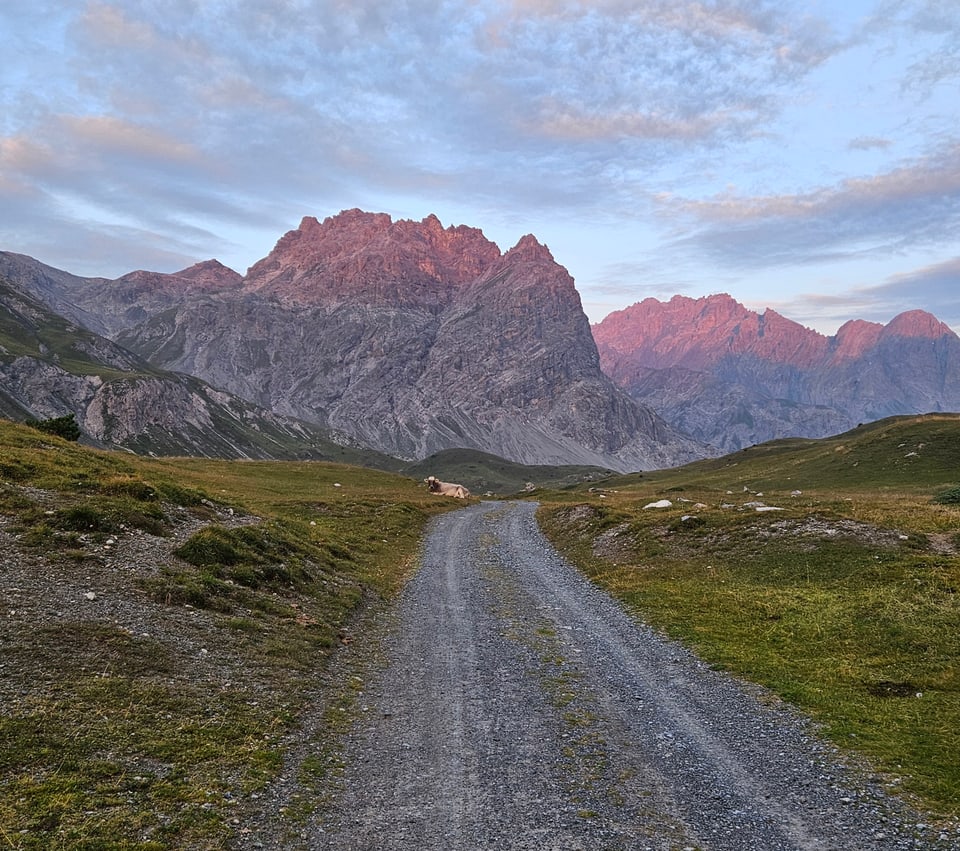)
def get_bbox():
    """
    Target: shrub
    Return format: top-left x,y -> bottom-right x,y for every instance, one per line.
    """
932,485 -> 960,505
25,413 -> 82,441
